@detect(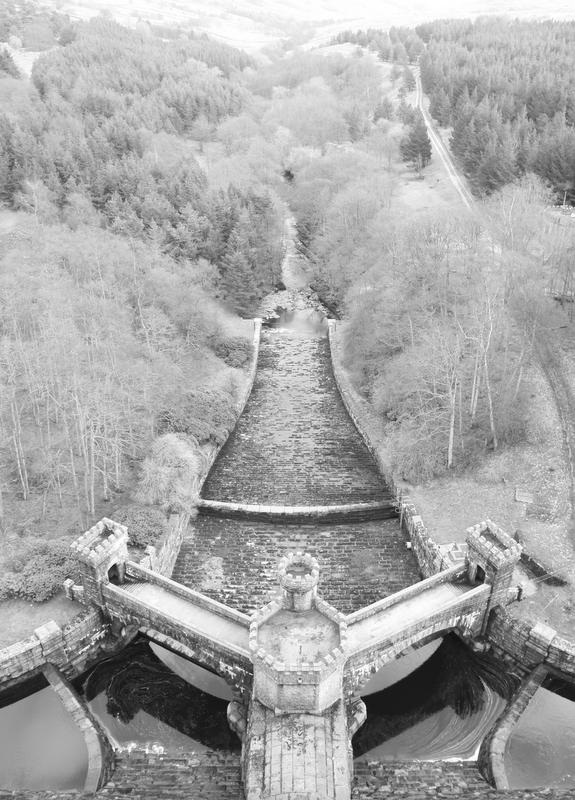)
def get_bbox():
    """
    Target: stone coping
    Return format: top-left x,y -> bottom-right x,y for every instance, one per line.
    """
345,564 -> 467,625
278,551 -> 319,593
125,561 -> 251,626
479,665 -> 548,789
197,498 -> 395,520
